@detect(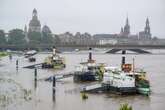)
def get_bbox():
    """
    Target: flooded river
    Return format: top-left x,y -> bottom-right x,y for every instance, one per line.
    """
0,51 -> 165,110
